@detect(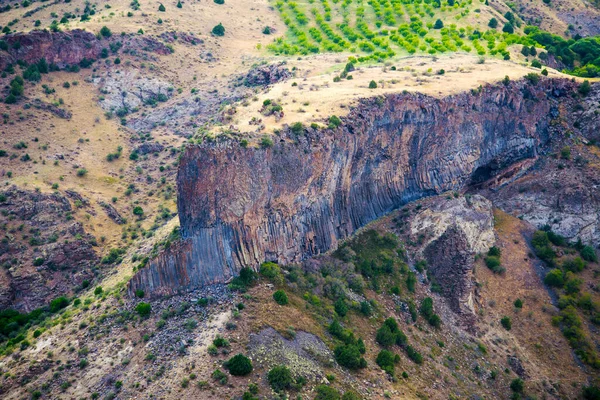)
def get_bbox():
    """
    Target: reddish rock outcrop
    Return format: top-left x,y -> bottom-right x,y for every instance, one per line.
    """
0,29 -> 102,71
129,78 -> 584,297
